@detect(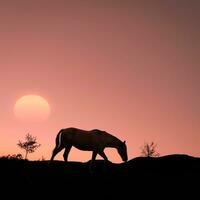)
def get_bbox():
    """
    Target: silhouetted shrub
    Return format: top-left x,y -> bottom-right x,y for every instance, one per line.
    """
9,154 -> 23,160
141,142 -> 160,157
0,154 -> 23,160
